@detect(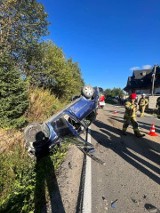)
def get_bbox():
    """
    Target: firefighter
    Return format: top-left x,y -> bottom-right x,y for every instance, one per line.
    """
138,94 -> 149,117
156,97 -> 160,119
122,93 -> 145,138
